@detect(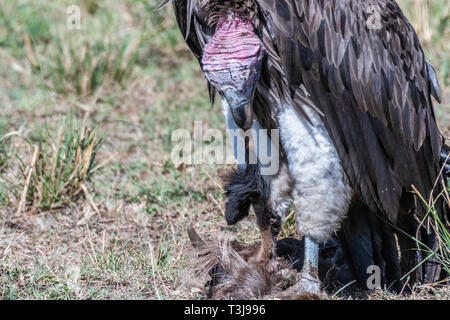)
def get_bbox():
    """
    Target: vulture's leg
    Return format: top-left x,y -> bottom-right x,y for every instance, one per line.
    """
298,236 -> 321,289
272,236 -> 322,298
277,103 -> 352,297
